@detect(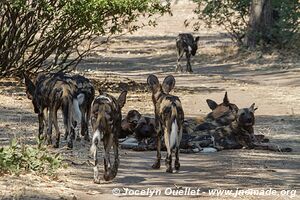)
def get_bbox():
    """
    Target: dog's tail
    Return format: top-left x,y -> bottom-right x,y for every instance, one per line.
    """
73,93 -> 84,122
62,92 -> 83,134
169,103 -> 179,150
90,129 -> 101,155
